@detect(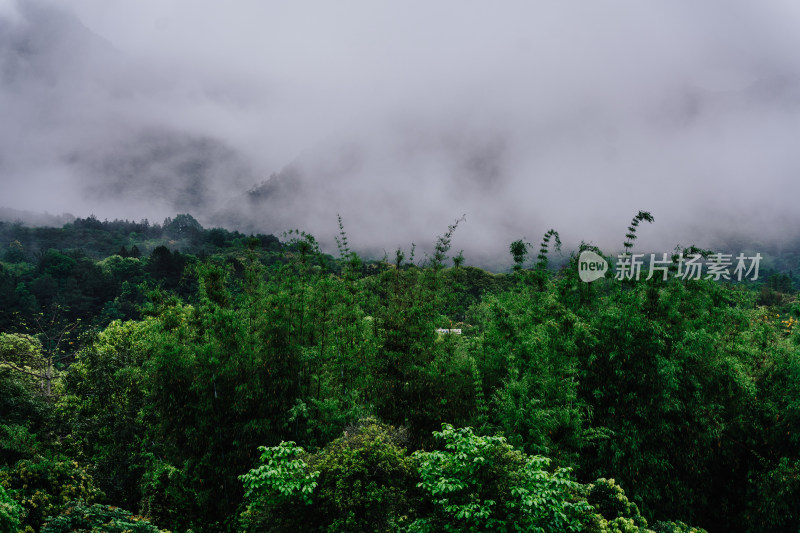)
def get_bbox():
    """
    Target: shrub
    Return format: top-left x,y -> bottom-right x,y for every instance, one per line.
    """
42,502 -> 169,533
